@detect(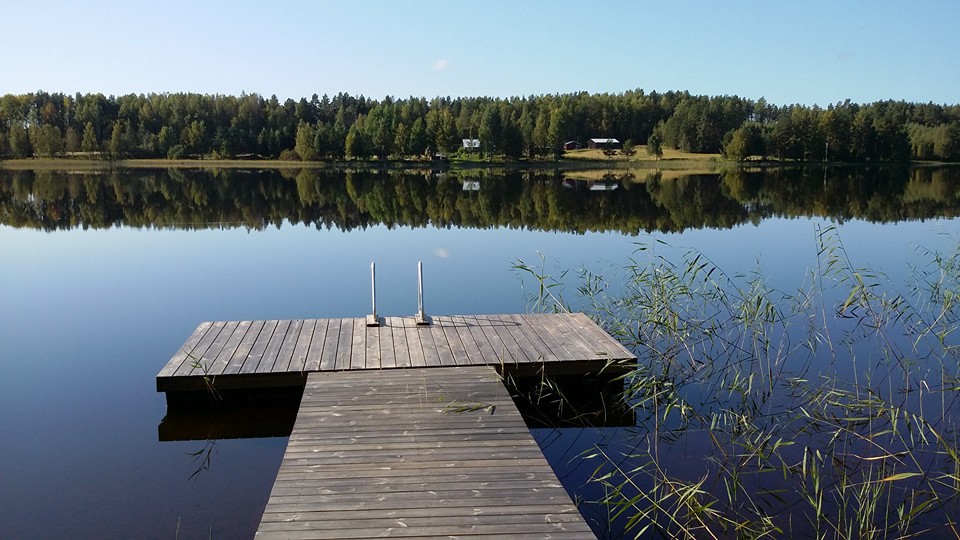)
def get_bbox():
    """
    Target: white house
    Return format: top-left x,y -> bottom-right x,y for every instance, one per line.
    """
587,138 -> 621,149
